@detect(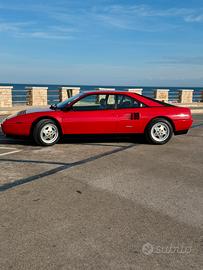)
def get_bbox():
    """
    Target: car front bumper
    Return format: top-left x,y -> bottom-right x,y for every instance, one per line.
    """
1,119 -> 30,136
